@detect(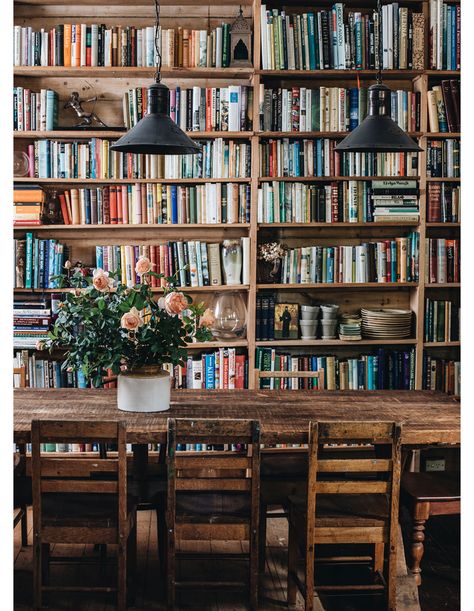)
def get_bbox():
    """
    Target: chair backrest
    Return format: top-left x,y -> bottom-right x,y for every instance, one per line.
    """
31,420 -> 128,532
14,366 -> 27,388
254,368 -> 325,390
